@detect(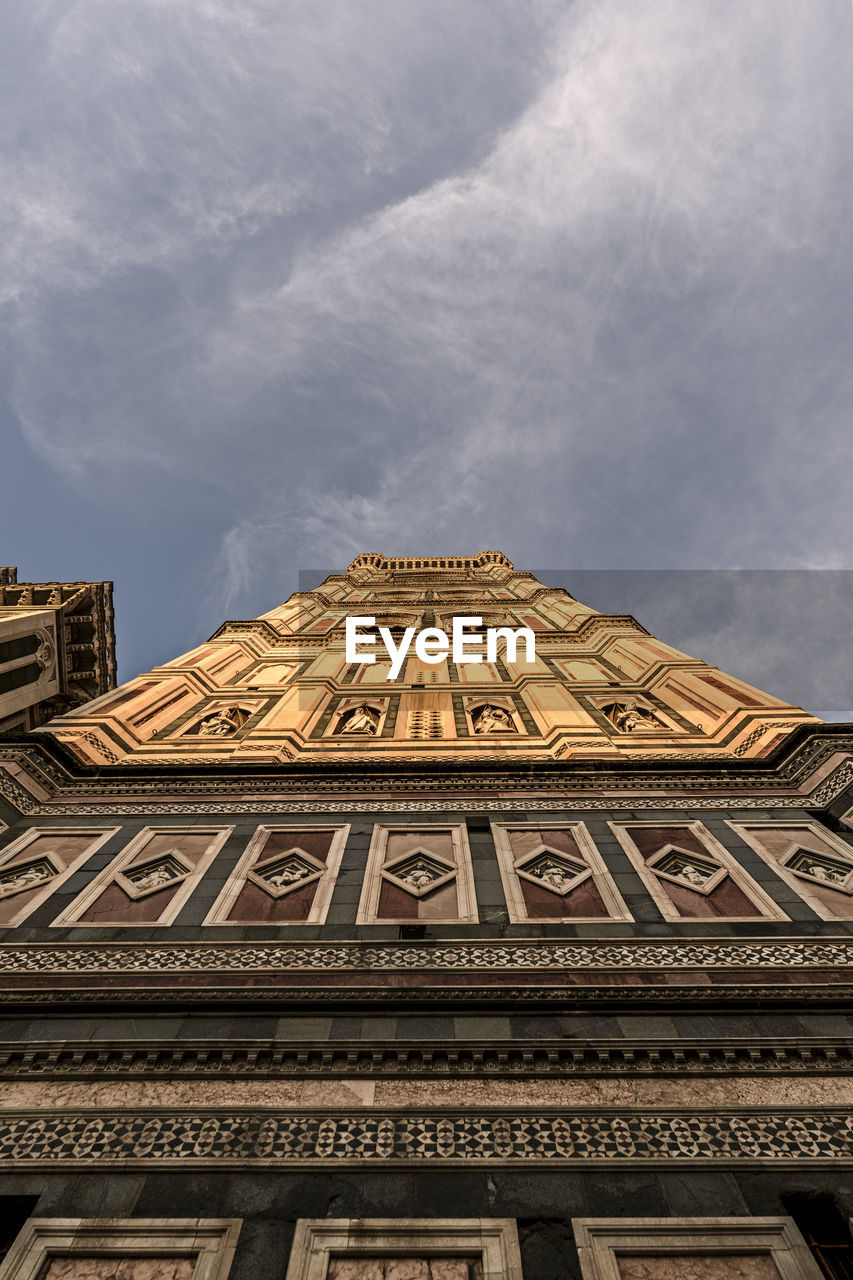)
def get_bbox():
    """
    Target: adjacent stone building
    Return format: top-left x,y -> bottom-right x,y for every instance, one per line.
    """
0,551 -> 851,1280
0,567 -> 116,734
